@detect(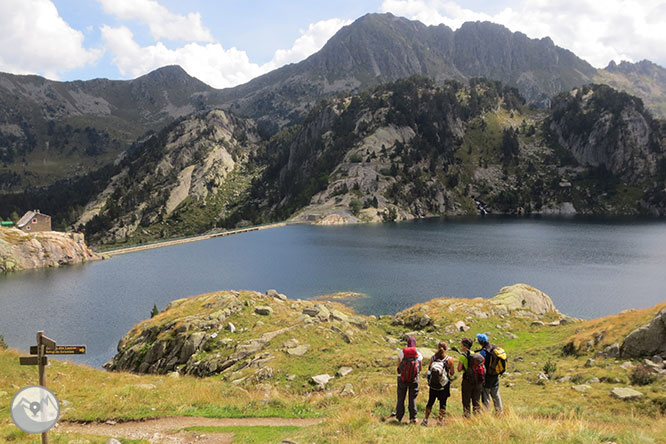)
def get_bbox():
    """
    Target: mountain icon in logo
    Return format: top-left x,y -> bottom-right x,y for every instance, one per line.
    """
11,386 -> 60,434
